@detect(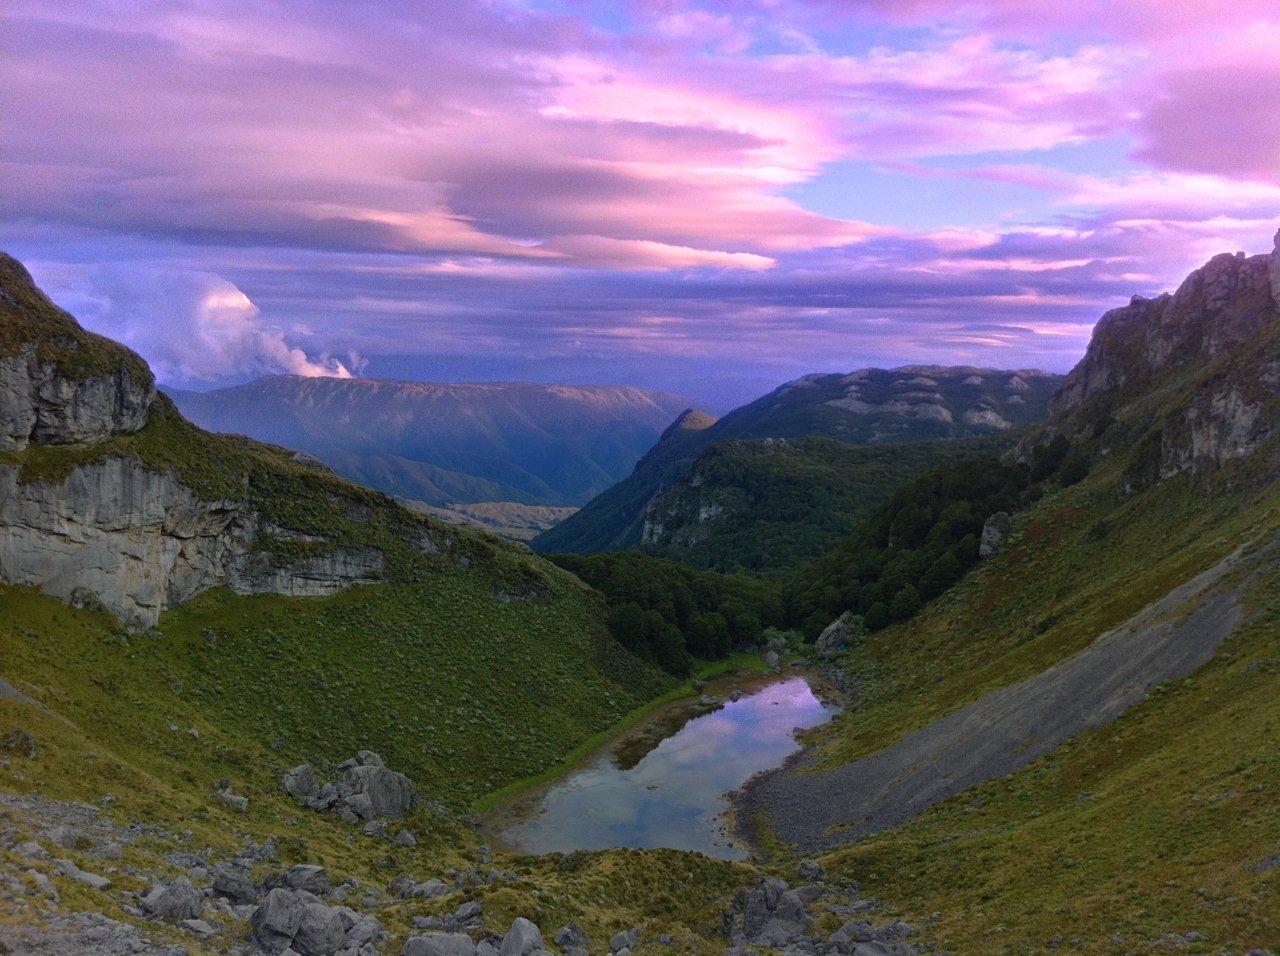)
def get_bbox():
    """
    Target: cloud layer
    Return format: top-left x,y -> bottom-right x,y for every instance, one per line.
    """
2,0 -> 1277,402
